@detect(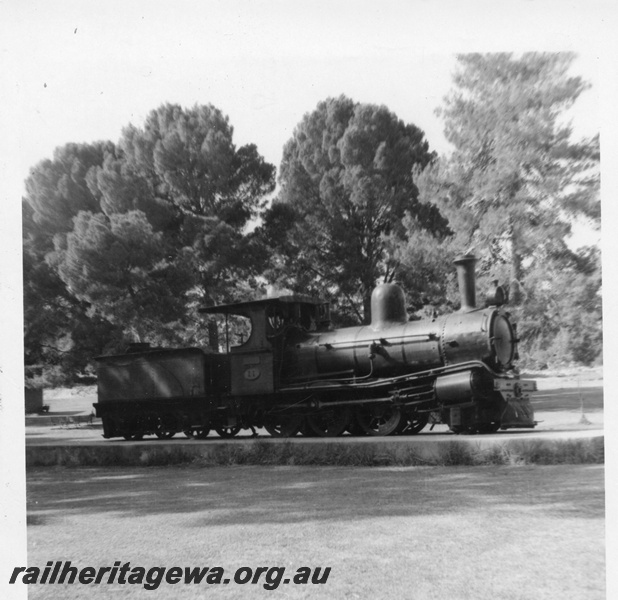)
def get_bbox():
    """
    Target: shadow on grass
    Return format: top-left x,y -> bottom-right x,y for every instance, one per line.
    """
27,463 -> 604,529
26,514 -> 49,526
